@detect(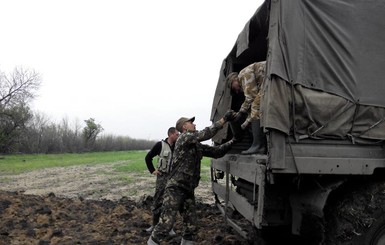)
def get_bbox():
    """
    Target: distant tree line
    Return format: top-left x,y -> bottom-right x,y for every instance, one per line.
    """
0,67 -> 156,154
